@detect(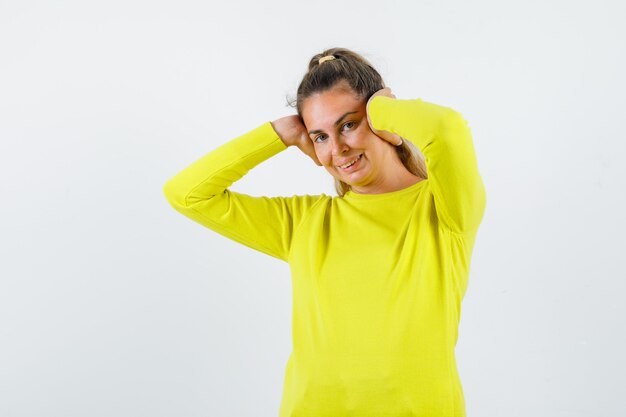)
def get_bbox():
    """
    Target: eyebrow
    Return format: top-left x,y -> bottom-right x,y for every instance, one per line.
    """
308,111 -> 359,135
